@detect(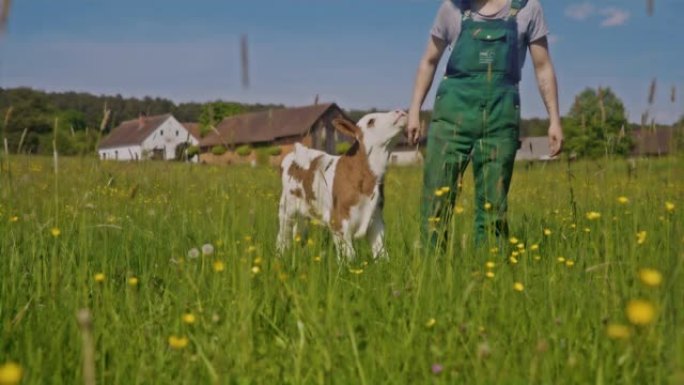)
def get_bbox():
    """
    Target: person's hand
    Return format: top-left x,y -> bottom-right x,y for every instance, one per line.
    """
407,110 -> 422,145
548,121 -> 564,157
